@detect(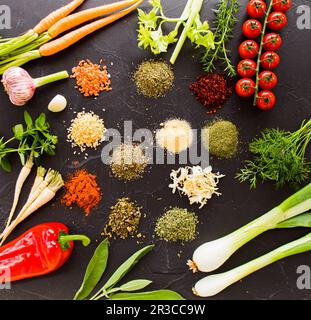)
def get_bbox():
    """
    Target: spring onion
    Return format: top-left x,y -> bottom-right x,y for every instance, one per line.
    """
193,232 -> 311,297
188,183 -> 311,273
